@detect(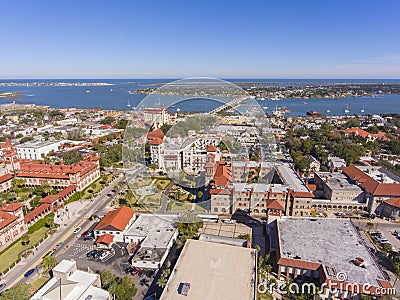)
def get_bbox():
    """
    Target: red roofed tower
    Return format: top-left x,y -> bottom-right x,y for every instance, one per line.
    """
3,139 -> 20,174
